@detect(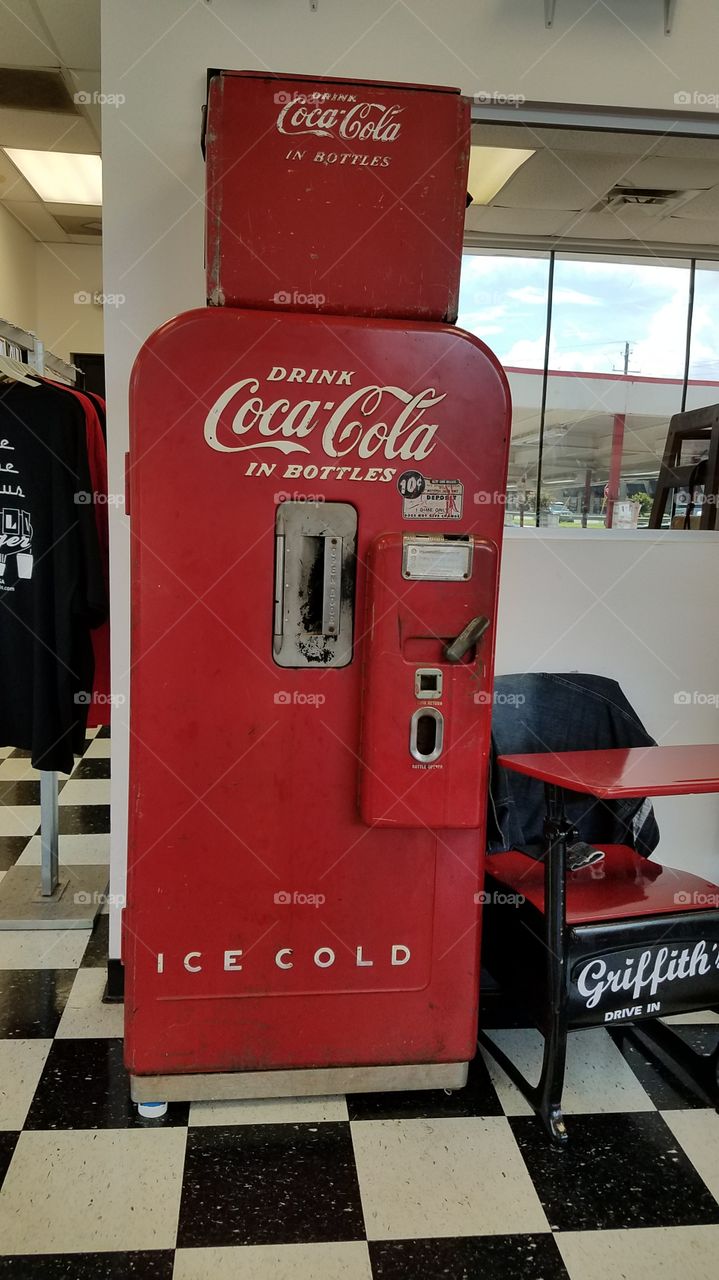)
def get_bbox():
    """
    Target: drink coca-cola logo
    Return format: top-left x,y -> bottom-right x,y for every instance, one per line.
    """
277,99 -> 403,143
204,377 -> 443,462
